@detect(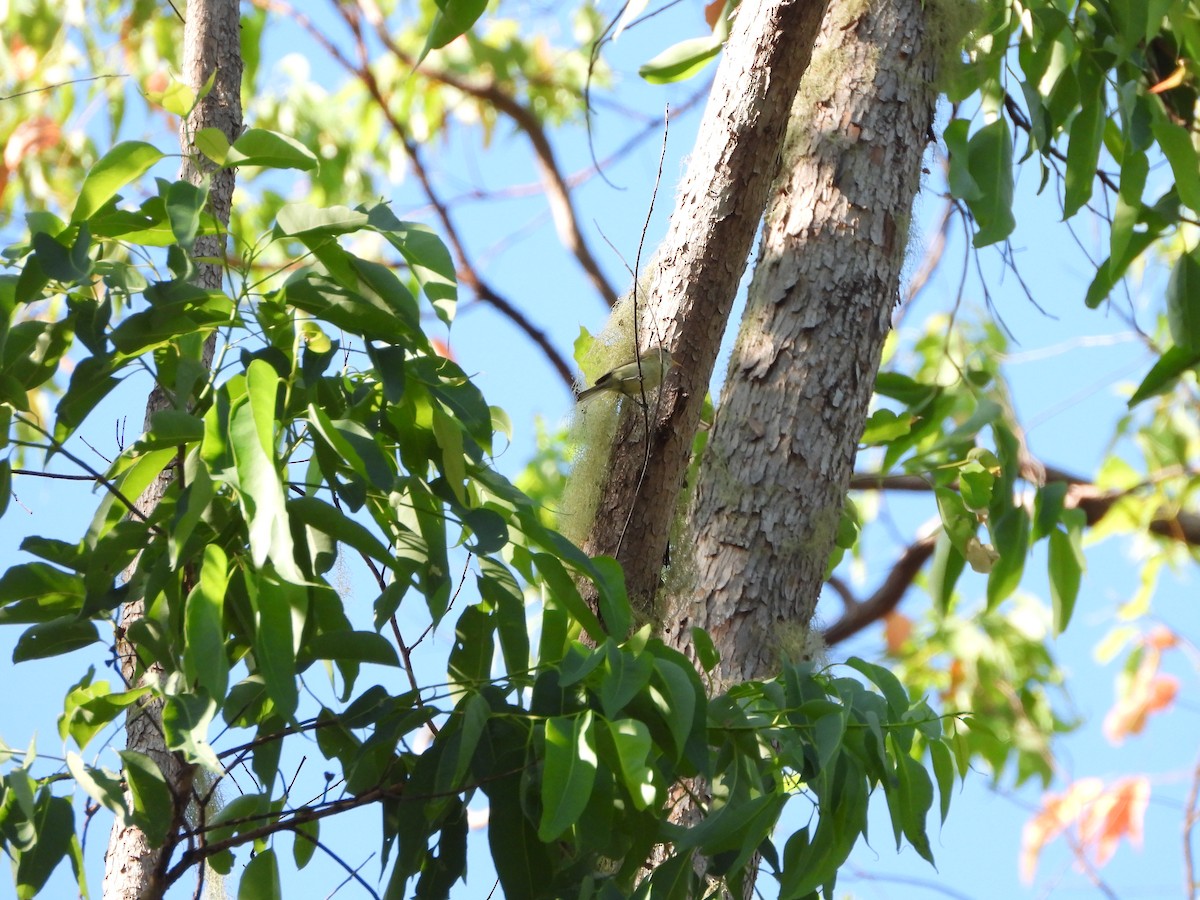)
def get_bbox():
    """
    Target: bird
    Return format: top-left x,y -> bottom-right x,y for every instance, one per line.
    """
576,348 -> 673,404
